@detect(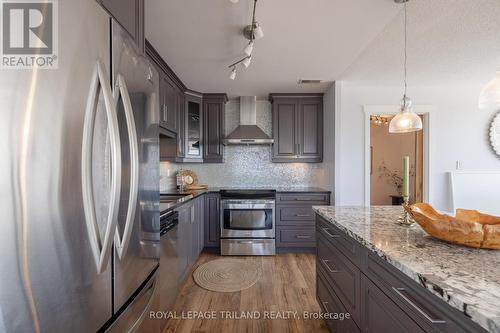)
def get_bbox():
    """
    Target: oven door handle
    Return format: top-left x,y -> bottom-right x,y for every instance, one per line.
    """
222,200 -> 275,205
224,203 -> 275,210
